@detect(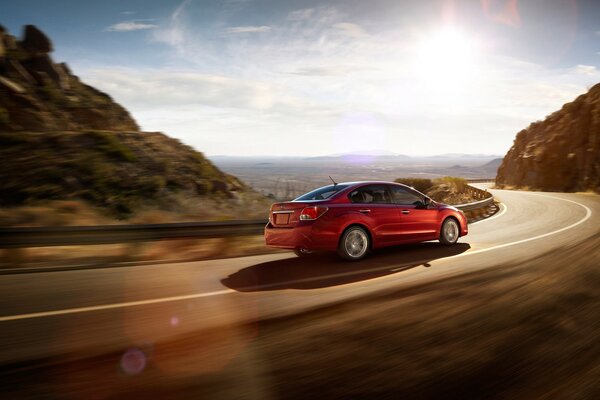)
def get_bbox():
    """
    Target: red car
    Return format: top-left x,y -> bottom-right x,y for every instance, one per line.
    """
265,181 -> 468,260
